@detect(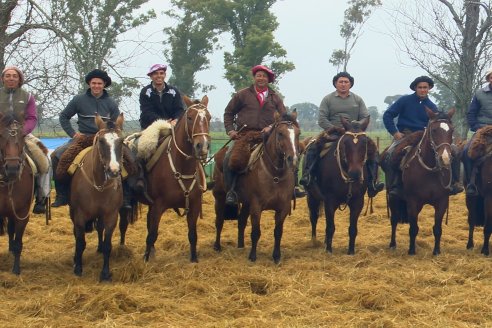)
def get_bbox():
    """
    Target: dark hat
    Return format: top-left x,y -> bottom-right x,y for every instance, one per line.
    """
332,72 -> 354,88
410,76 -> 434,91
251,65 -> 275,83
85,69 -> 112,87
